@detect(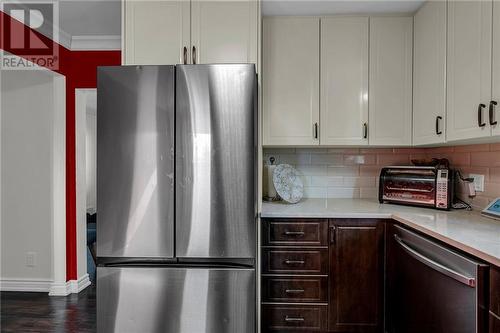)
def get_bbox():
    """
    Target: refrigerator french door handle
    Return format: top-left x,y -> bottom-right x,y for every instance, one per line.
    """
394,234 -> 476,288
